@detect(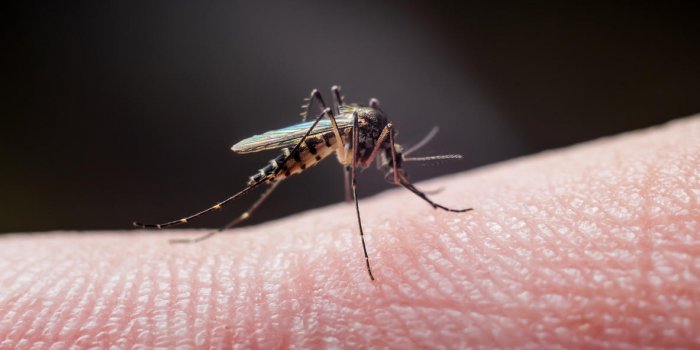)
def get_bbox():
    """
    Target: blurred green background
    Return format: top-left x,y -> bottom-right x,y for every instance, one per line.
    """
3,1 -> 699,232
